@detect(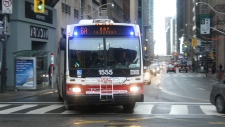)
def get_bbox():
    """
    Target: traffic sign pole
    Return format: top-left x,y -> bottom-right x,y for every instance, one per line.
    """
51,53 -> 54,89
0,15 -> 8,93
